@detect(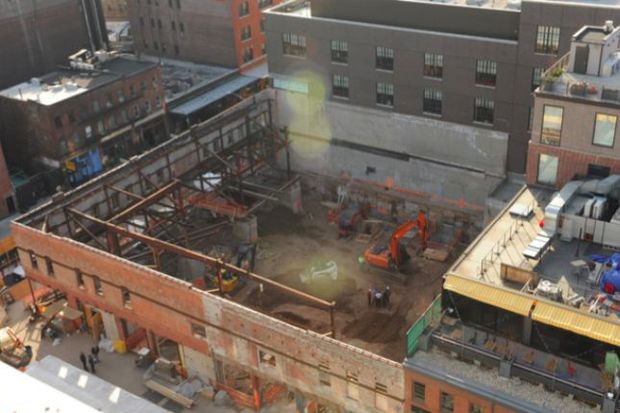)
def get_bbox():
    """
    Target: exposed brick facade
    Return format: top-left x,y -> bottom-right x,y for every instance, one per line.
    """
526,142 -> 620,189
405,368 -> 518,413
102,0 -> 128,21
129,0 -> 280,69
0,57 -> 166,187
